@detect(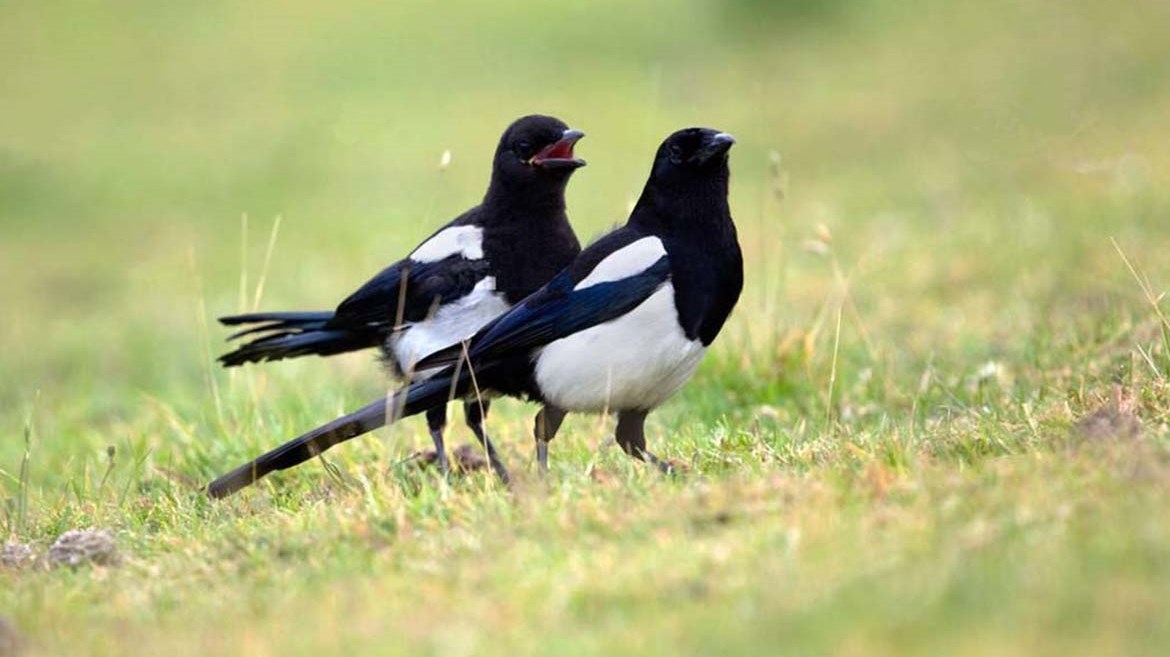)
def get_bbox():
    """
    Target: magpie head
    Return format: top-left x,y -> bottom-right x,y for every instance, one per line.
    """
494,115 -> 587,183
653,128 -> 735,177
631,128 -> 735,229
